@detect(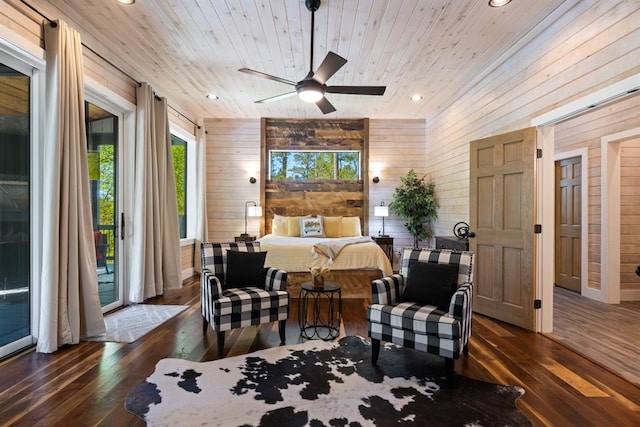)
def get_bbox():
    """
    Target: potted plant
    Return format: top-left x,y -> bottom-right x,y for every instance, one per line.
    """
390,169 -> 438,248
